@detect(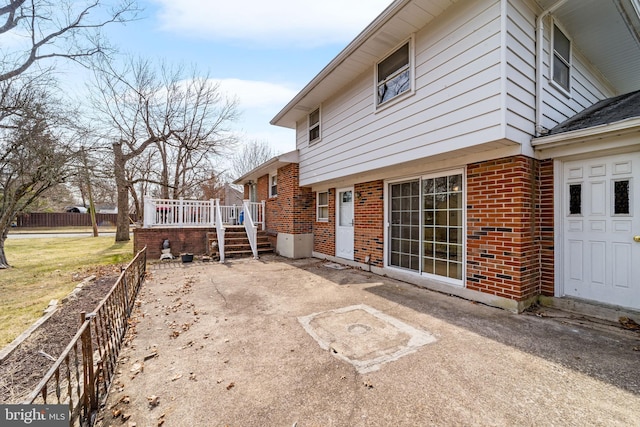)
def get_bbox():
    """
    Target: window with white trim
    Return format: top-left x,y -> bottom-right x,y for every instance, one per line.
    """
552,24 -> 571,93
269,173 -> 277,198
377,41 -> 411,105
309,108 -> 320,143
317,191 -> 328,222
